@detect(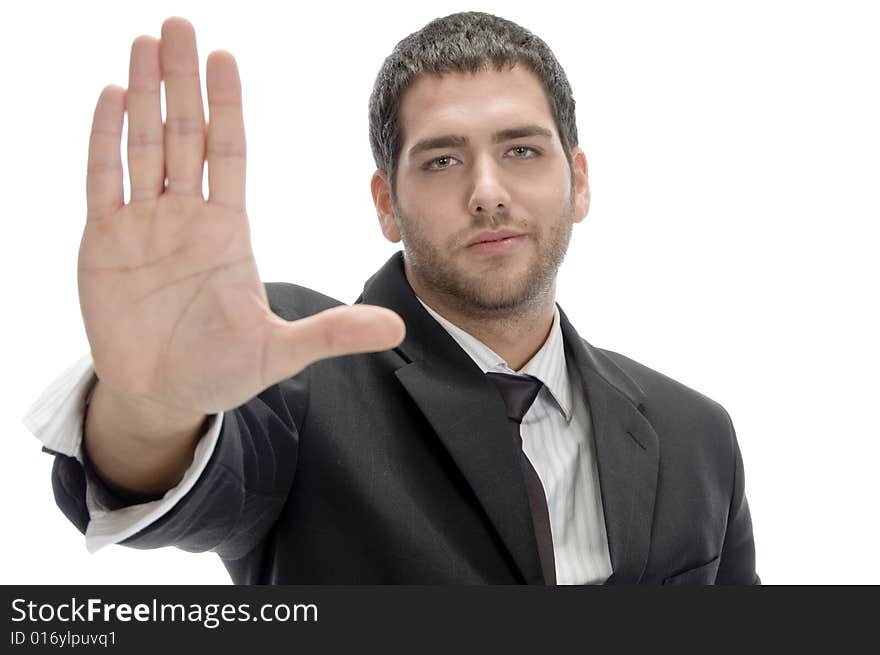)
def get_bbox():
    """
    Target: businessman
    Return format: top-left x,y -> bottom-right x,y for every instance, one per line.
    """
28,12 -> 759,584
